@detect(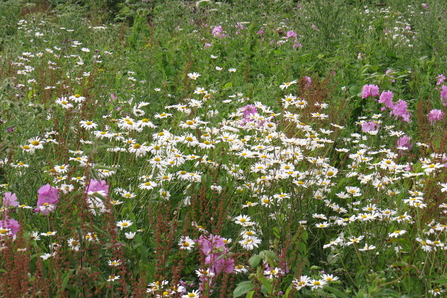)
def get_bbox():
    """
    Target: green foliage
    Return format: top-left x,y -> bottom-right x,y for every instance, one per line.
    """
2,0 -> 447,296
